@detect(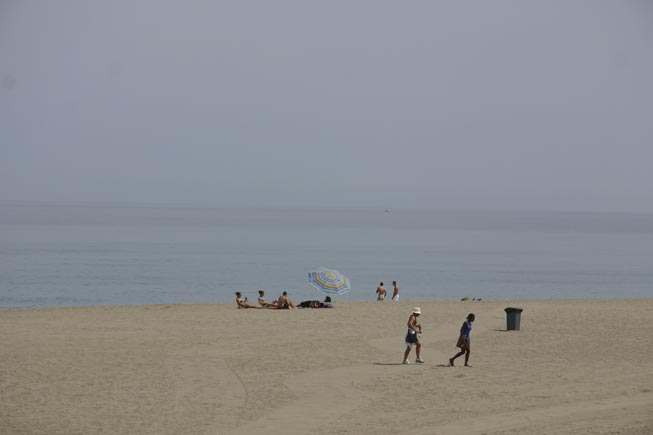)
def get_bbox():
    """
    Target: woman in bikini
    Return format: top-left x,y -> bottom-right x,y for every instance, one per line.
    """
257,290 -> 278,308
234,292 -> 261,309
